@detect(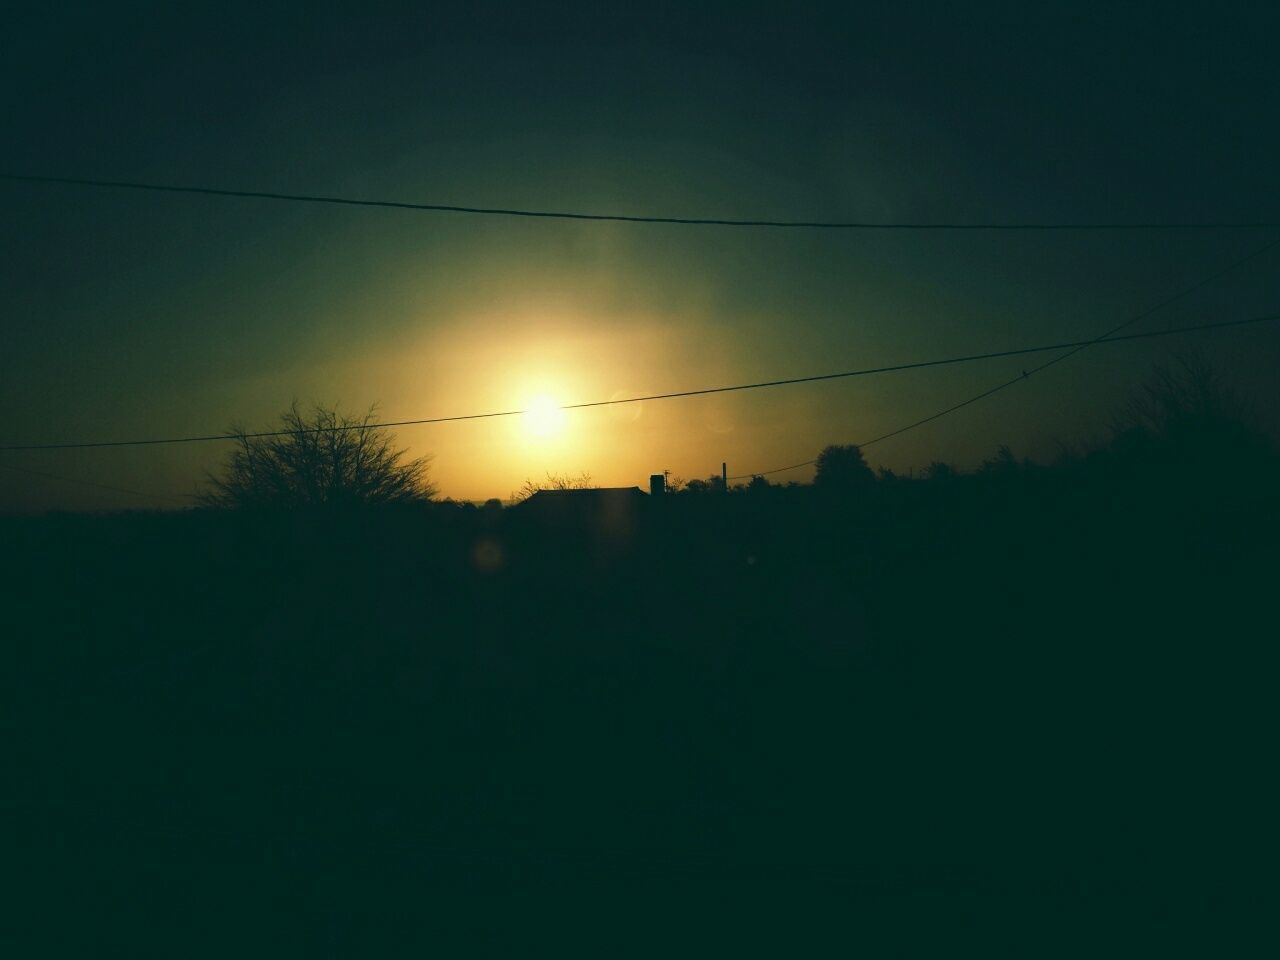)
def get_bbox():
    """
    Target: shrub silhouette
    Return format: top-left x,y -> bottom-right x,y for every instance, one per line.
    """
691,473 -> 727,494
200,402 -> 435,509
978,444 -> 1020,475
925,461 -> 956,482
814,444 -> 875,491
